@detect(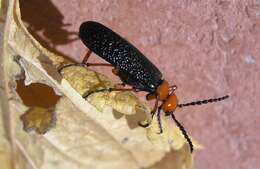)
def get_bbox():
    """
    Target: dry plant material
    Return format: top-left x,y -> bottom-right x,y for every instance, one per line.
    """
15,77 -> 60,134
20,107 -> 56,134
59,66 -> 150,115
0,0 -> 202,168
